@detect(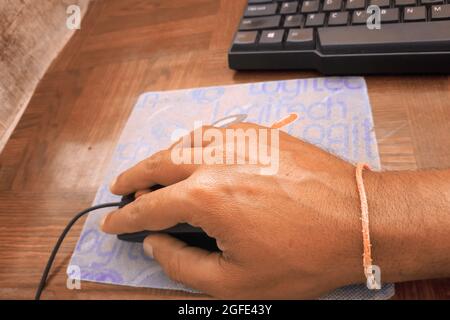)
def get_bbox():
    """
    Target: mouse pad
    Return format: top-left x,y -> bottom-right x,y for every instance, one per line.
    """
69,77 -> 394,299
